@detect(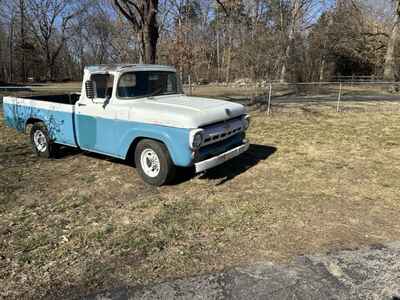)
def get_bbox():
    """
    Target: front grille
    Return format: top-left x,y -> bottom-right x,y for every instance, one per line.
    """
201,117 -> 244,147
194,132 -> 244,162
